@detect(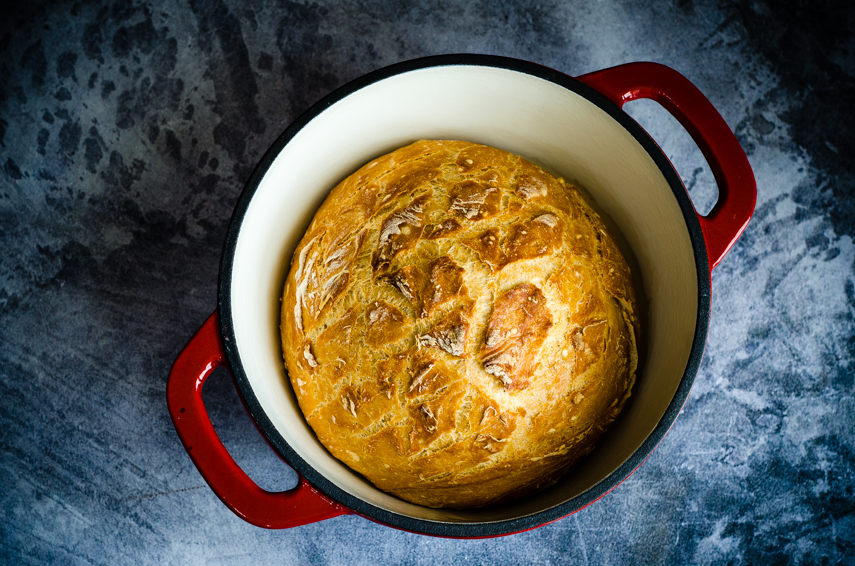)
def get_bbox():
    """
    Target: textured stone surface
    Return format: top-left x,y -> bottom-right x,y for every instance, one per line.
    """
1,0 -> 852,564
